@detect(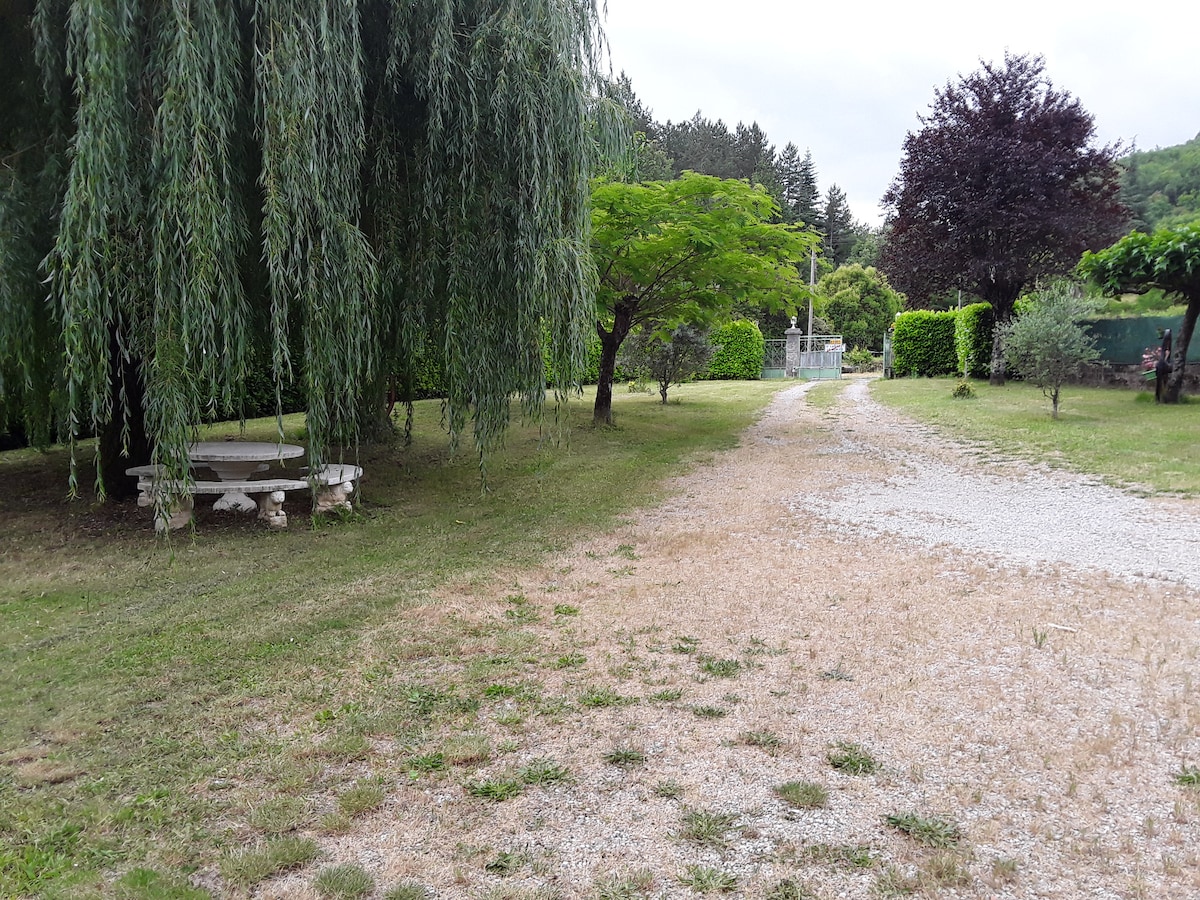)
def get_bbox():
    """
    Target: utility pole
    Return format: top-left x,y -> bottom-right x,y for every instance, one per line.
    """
806,245 -> 816,344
